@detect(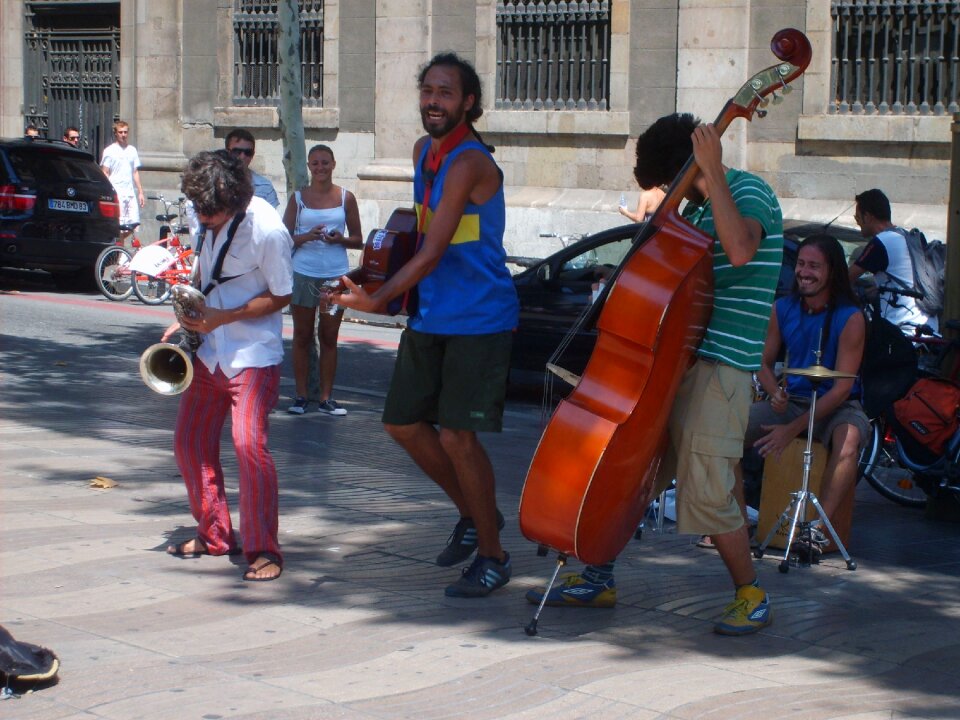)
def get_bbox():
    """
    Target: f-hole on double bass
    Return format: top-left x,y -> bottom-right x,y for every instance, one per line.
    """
518,28 -> 812,636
